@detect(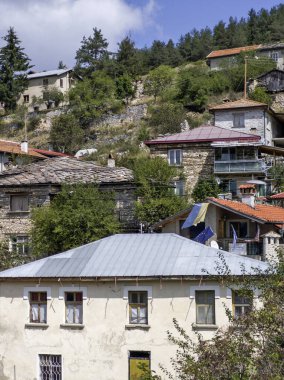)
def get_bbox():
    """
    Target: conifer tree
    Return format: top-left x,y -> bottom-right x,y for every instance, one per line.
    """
0,27 -> 32,111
